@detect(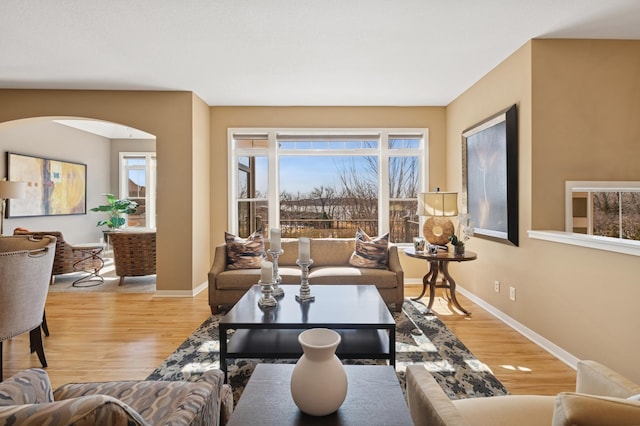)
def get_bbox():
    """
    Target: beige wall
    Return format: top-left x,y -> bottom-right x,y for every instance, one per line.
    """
447,40 -> 640,383
0,89 -> 208,293
209,106 -> 448,279
0,118 -> 111,243
191,94 -> 211,288
531,39 -> 640,229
